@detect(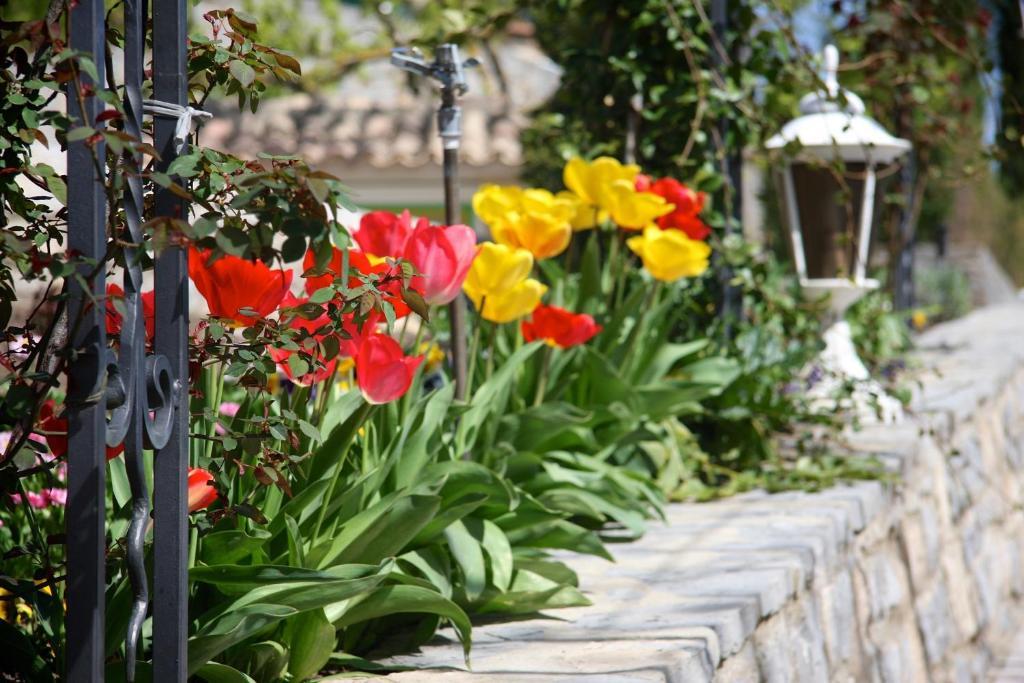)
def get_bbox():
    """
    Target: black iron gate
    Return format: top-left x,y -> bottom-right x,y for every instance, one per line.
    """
65,0 -> 190,679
